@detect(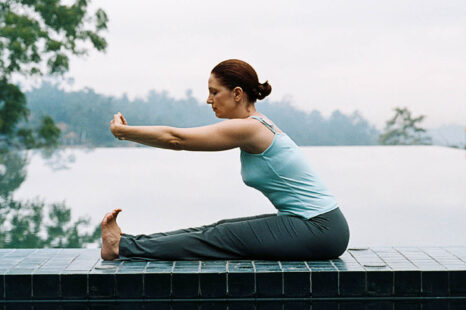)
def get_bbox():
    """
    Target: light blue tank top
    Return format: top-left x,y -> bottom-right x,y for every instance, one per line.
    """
240,116 -> 339,220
